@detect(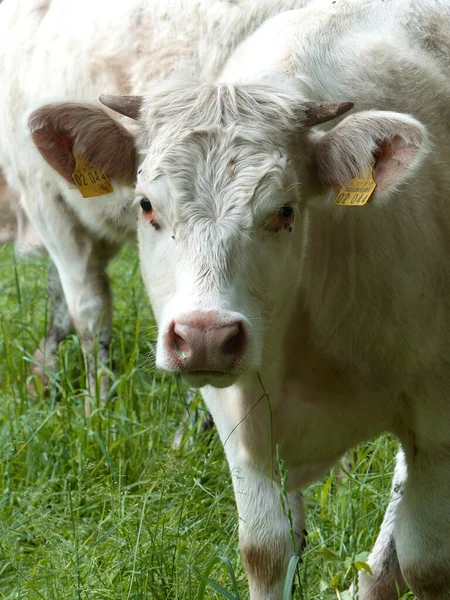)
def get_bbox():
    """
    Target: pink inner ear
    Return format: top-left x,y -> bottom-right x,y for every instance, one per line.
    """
372,135 -> 418,191
31,130 -> 76,184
